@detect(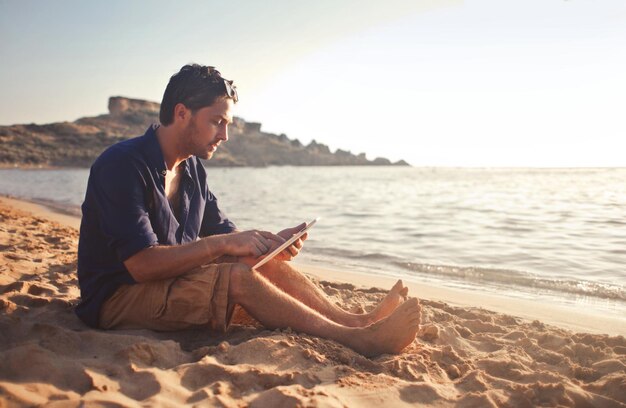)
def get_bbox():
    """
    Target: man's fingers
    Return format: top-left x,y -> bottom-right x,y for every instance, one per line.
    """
253,234 -> 273,255
249,230 -> 283,256
278,223 -> 307,239
241,227 -> 307,260
284,223 -> 306,235
253,241 -> 267,256
280,249 -> 295,260
293,238 -> 303,249
259,230 -> 285,244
